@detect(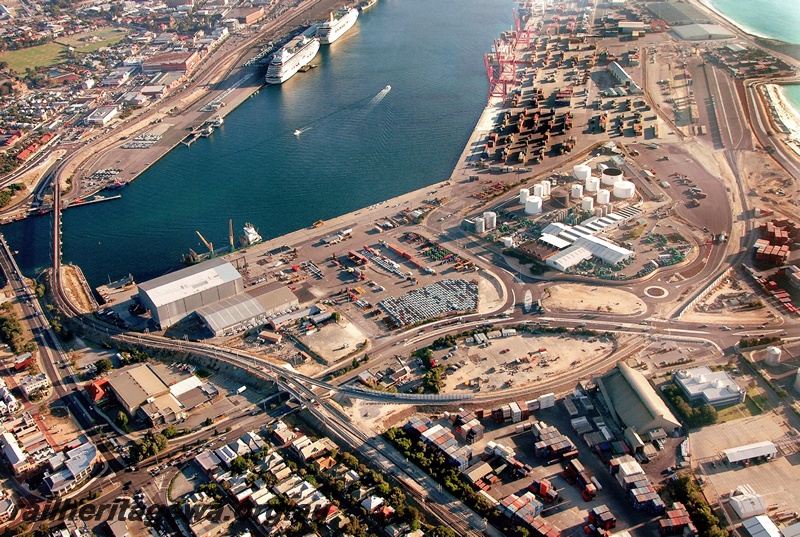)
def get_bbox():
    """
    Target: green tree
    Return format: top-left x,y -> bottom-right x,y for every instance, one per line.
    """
230,456 -> 254,475
115,411 -> 129,432
95,358 -> 113,375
